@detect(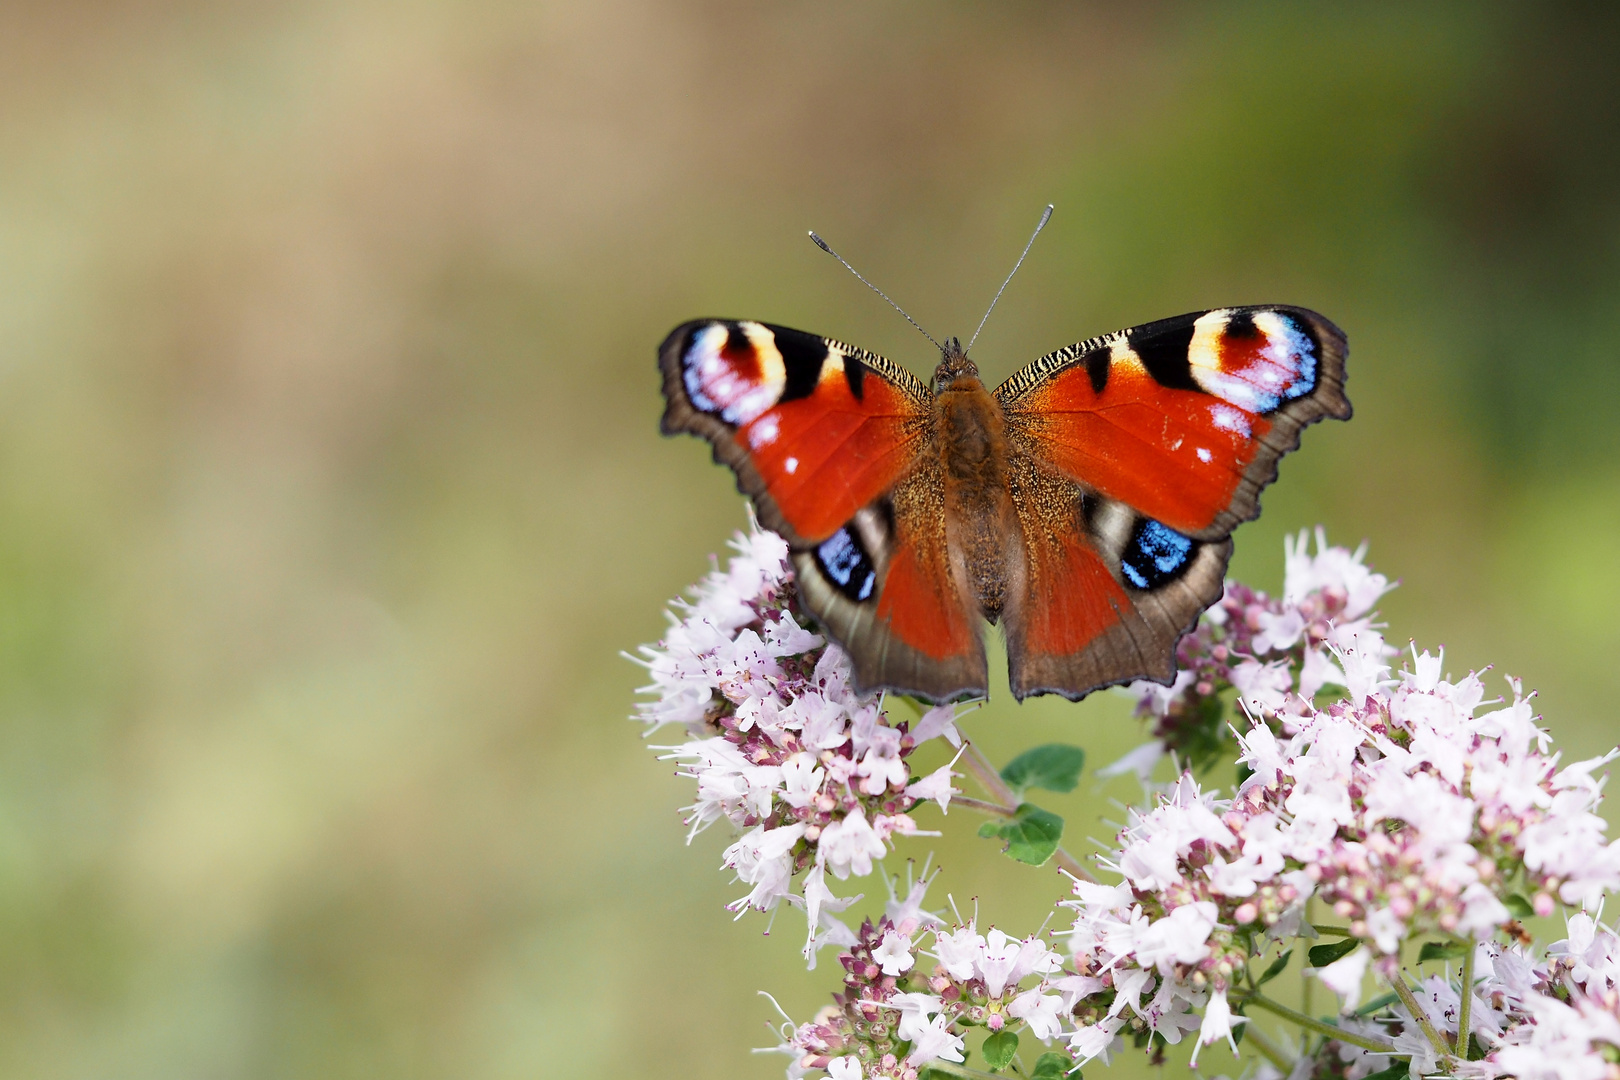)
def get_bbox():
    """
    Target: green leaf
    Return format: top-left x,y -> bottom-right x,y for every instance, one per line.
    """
1360,1063 -> 1412,1080
1030,1051 -> 1073,1079
981,1029 -> 1019,1070
1000,744 -> 1086,796
978,803 -> 1064,866
1417,939 -> 1470,963
1354,990 -> 1401,1017
1257,949 -> 1292,986
1308,937 -> 1361,967
1505,893 -> 1535,920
